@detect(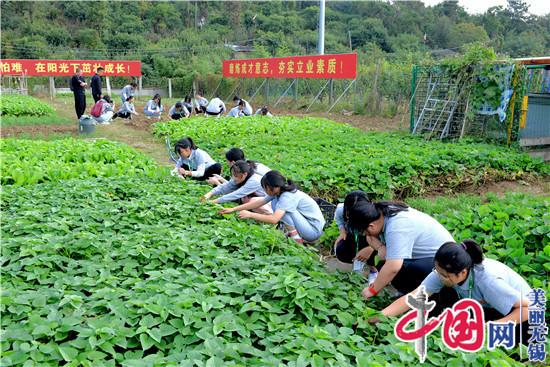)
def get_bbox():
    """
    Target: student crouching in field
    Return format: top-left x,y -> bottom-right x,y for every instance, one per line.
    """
220,170 -> 325,244
377,240 -> 531,346
255,106 -> 273,117
232,96 -> 253,116
168,102 -> 190,120
208,148 -> 271,186
202,160 -> 272,214
172,137 -> 222,180
334,190 -> 378,285
205,95 -> 226,117
181,96 -> 194,116
91,95 -> 115,124
144,94 -> 163,119
120,82 -> 138,104
194,92 -> 209,114
113,96 -> 139,120
348,201 -> 454,299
